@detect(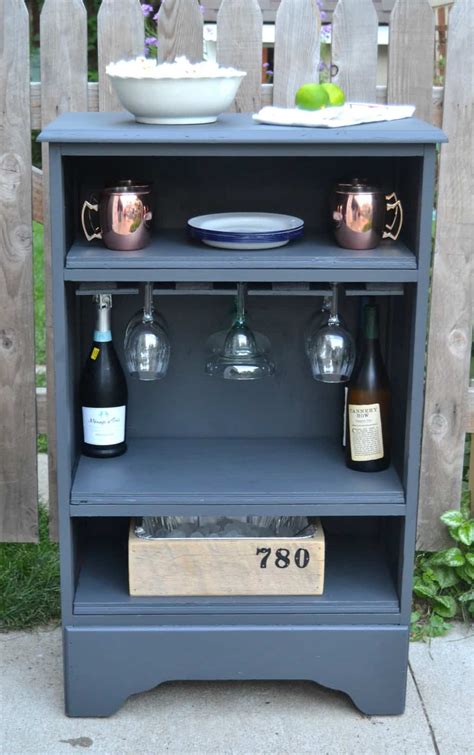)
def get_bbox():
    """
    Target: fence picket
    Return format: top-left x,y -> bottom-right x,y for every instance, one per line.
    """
40,0 -> 88,540
156,0 -> 203,63
388,0 -> 435,123
97,0 -> 145,111
0,0 -> 38,542
417,0 -> 473,550
331,0 -> 378,102
216,0 -> 263,113
273,0 -> 321,107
